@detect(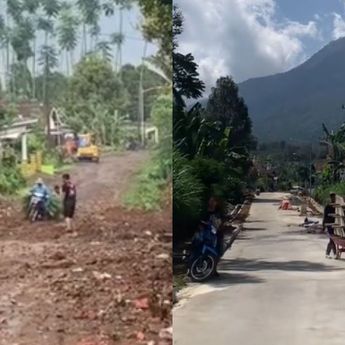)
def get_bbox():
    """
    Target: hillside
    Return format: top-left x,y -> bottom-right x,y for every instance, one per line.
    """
237,37 -> 345,142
